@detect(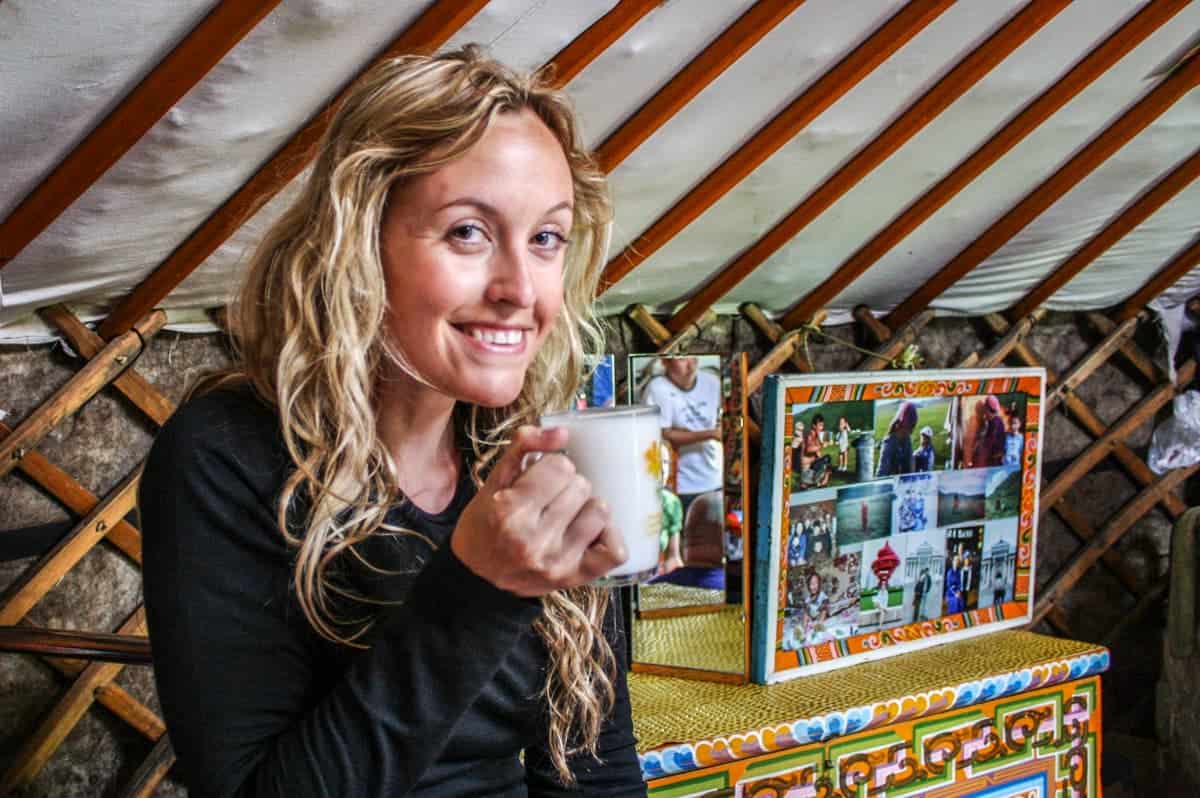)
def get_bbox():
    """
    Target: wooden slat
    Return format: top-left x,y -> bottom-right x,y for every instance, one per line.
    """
0,609 -> 147,791
38,305 -> 175,427
1052,501 -> 1144,598
741,303 -> 818,373
594,0 -> 806,171
781,0 -> 1189,329
0,468 -> 142,625
0,311 -> 166,479
543,0 -> 661,88
1008,147 -> 1200,320
37,648 -> 164,741
0,626 -> 151,664
980,314 -> 1189,520
1115,234 -> 1200,323
598,0 -> 955,293
667,0 -> 1071,333
117,733 -> 175,798
747,332 -> 804,393
2,420 -> 142,563
853,305 -> 892,345
1044,313 -> 1143,412
96,0 -> 489,340
969,309 -> 1048,368
0,2 -> 281,270
1040,361 -> 1195,509
1083,311 -> 1158,384
858,310 -> 934,371
626,304 -> 672,348
1032,464 -> 1197,625
885,52 -> 1200,329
